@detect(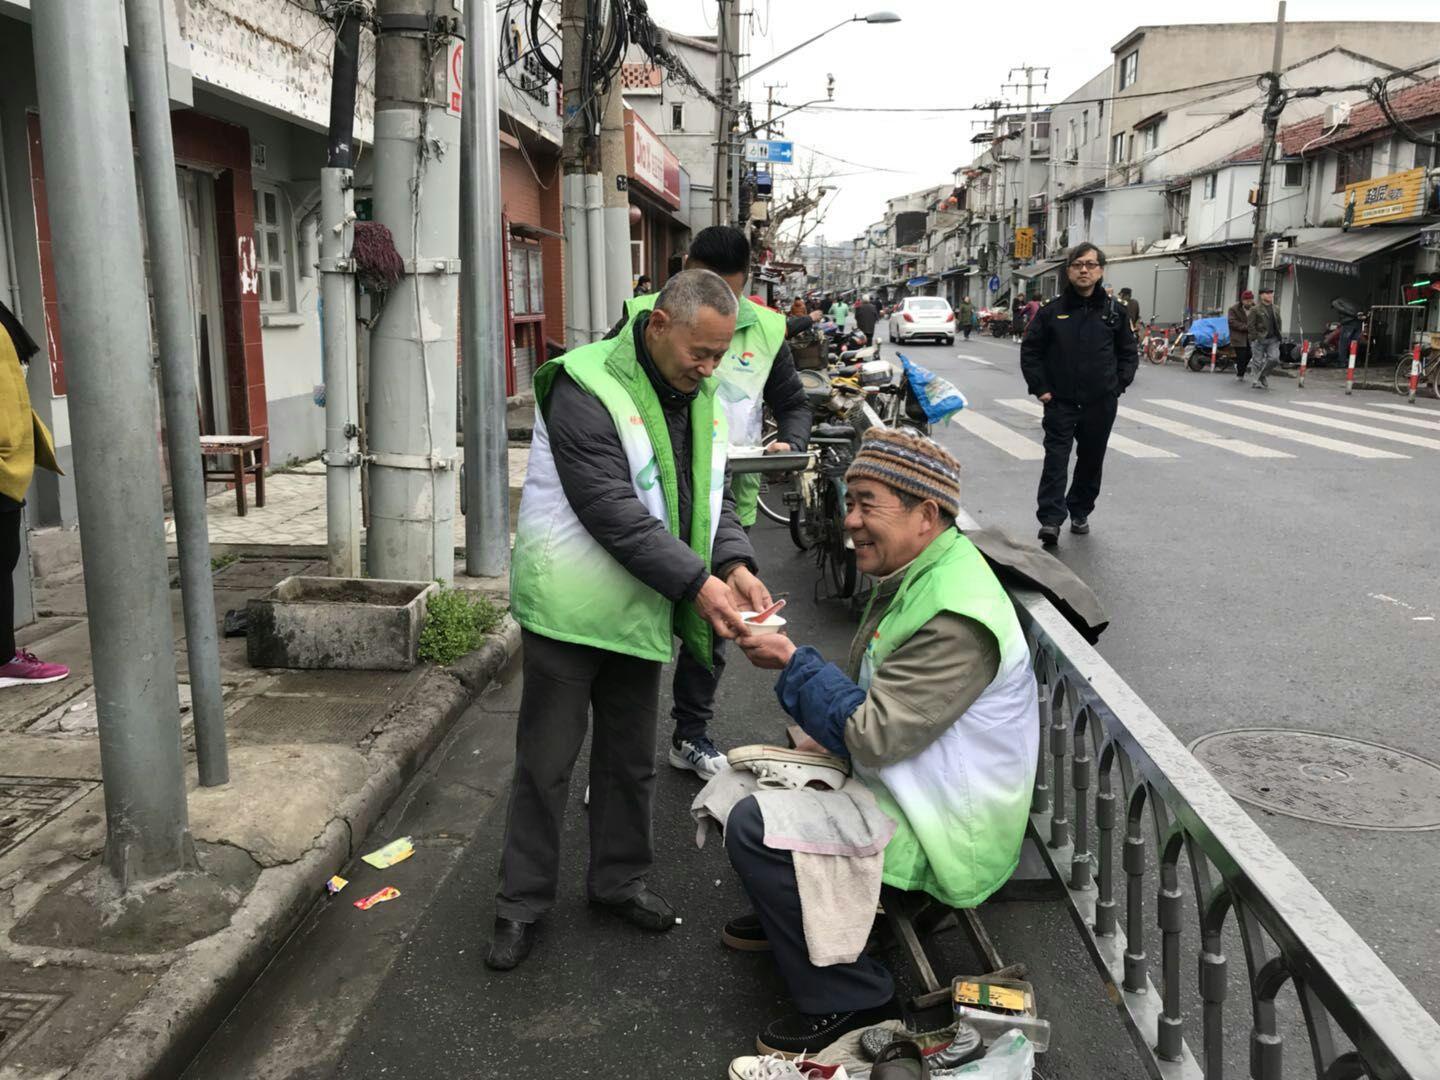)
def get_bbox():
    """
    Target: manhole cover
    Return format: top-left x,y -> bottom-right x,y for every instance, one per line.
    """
0,777 -> 99,857
1191,729 -> 1440,831
230,696 -> 383,744
0,990 -> 65,1062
